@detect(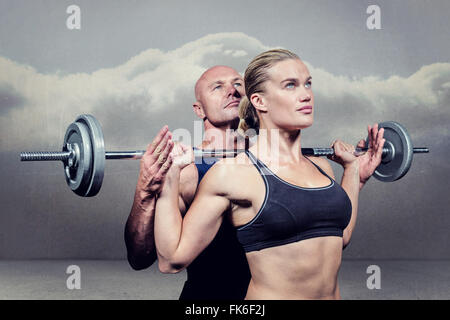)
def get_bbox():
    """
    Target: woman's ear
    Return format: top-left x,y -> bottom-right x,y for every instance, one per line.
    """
250,93 -> 268,112
192,101 -> 206,120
